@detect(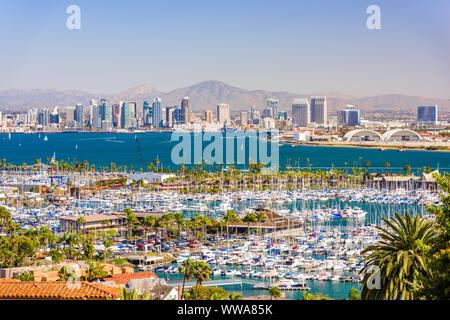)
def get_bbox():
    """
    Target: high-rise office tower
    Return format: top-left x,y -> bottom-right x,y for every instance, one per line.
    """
152,97 -> 163,127
417,105 -> 438,125
181,97 -> 190,125
127,101 -> 137,119
38,108 -> 50,126
337,105 -> 360,126
101,102 -> 112,123
266,98 -> 279,119
112,104 -> 121,128
121,102 -> 132,129
166,106 -> 175,128
217,103 -> 231,124
75,104 -> 84,129
292,98 -> 310,127
262,107 -> 273,119
143,101 -> 152,125
92,104 -> 102,128
173,106 -> 182,125
205,110 -> 213,123
310,96 -> 327,125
